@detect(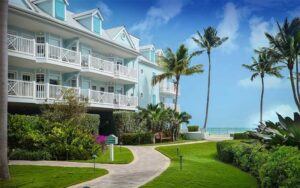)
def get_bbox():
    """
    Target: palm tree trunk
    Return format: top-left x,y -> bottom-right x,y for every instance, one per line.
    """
289,68 -> 300,112
203,52 -> 211,130
174,77 -> 180,112
0,0 -> 10,180
296,57 -> 300,100
260,75 -> 264,124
